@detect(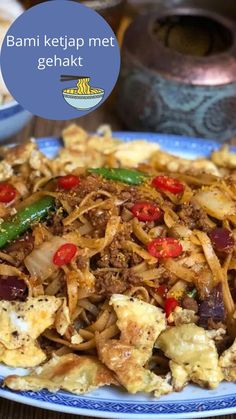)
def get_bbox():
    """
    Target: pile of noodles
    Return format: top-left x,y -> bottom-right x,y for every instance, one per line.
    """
0,125 -> 236,363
